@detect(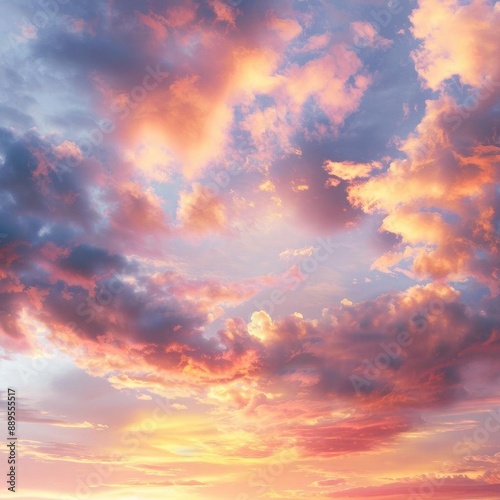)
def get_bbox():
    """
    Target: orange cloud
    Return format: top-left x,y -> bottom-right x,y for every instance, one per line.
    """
411,0 -> 500,89
164,0 -> 198,28
107,181 -> 170,240
208,0 -> 238,28
267,15 -> 302,42
324,160 -> 382,181
176,183 -> 227,235
348,94 -> 500,287
283,44 -> 371,125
